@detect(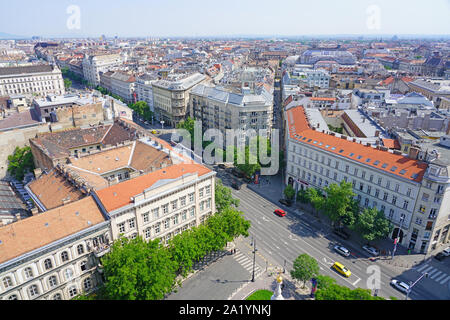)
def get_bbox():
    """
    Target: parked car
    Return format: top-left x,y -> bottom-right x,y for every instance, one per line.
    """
332,262 -> 351,277
390,279 -> 410,294
362,245 -> 380,257
443,247 -> 450,257
434,252 -> 447,261
231,181 -> 241,190
332,228 -> 350,240
274,209 -> 286,217
151,130 -> 159,134
278,199 -> 292,207
218,164 -> 227,169
334,245 -> 350,257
